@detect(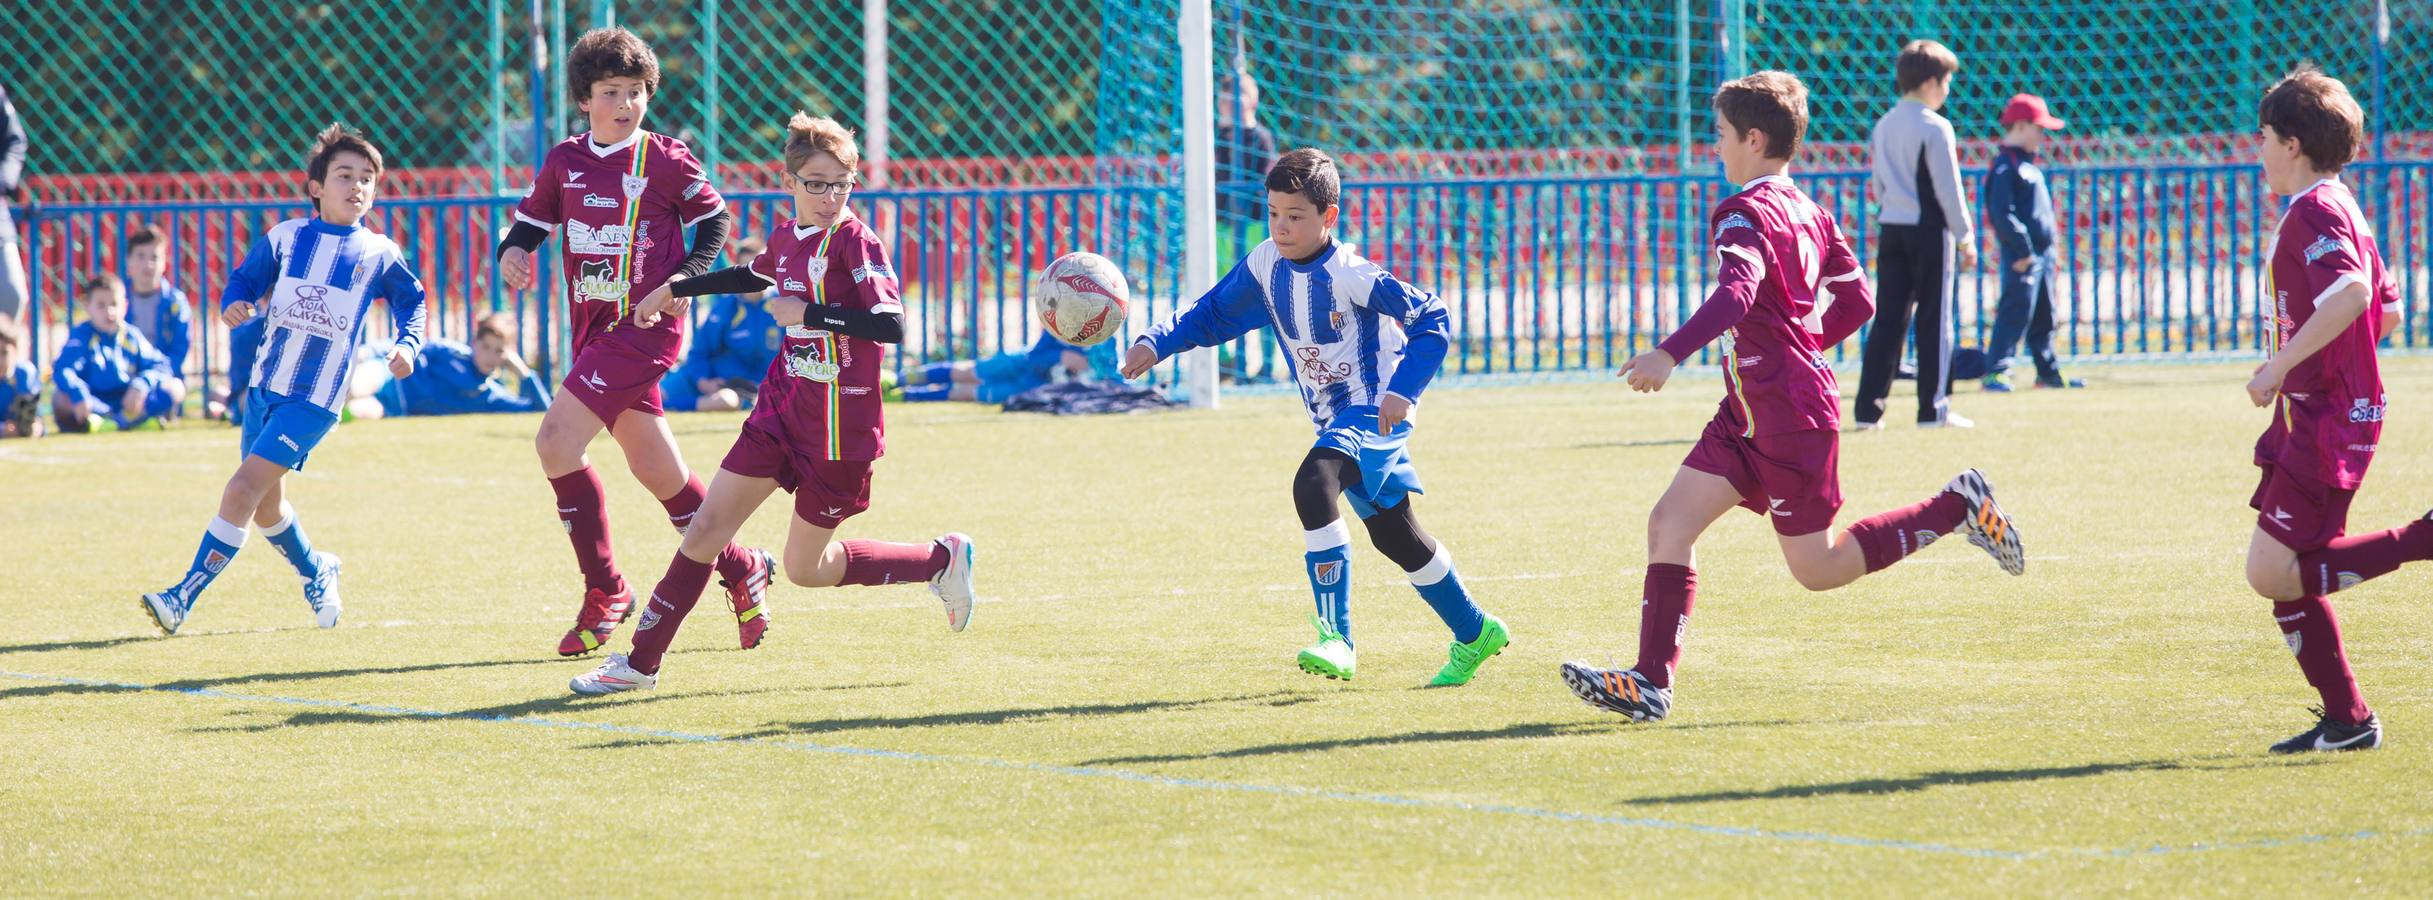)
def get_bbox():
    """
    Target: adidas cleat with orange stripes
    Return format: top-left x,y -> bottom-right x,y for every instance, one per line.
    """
558,583 -> 637,657
1559,662 -> 1671,723
723,548 -> 776,650
1947,468 -> 2026,576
